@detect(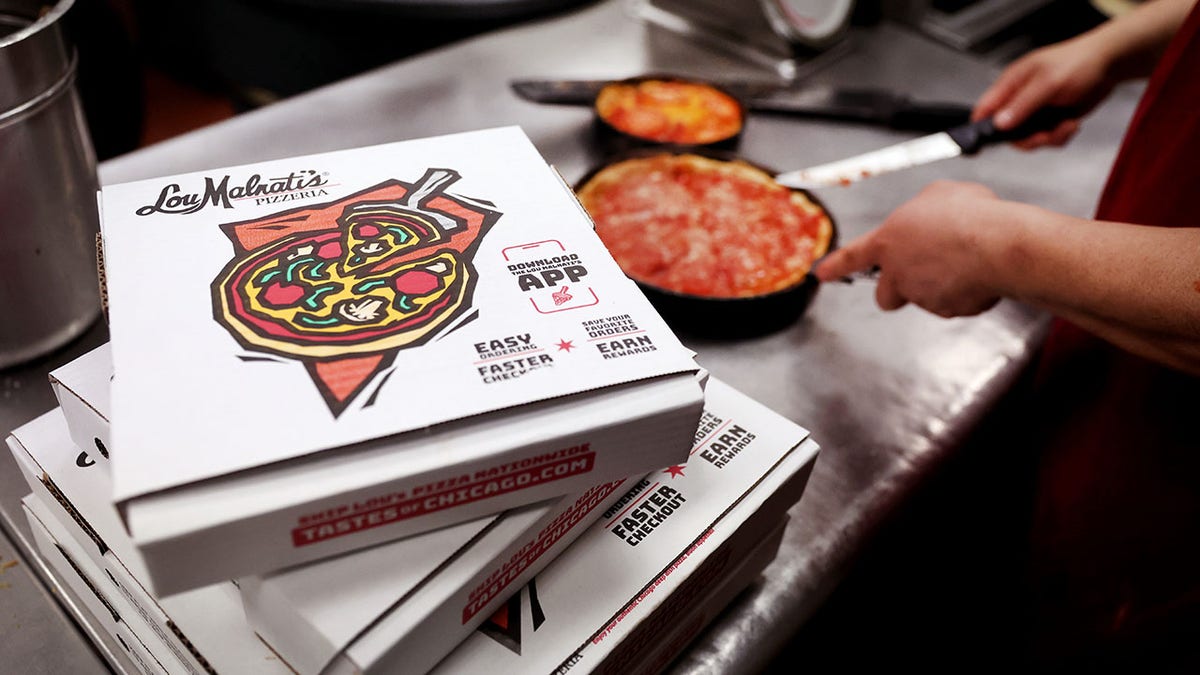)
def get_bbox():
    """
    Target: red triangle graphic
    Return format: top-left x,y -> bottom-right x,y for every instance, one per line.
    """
313,354 -> 385,404
490,604 -> 510,631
